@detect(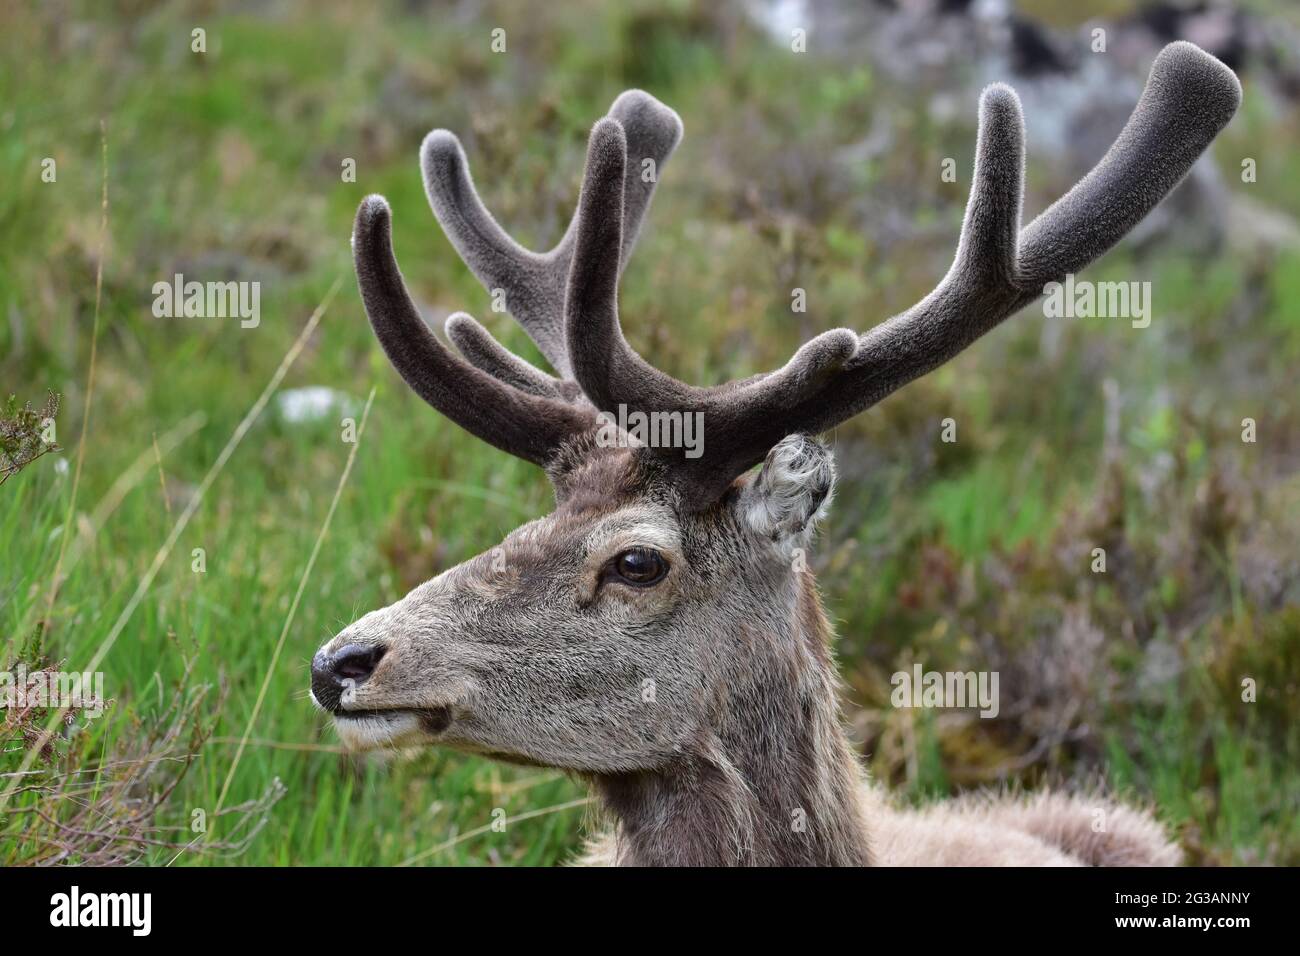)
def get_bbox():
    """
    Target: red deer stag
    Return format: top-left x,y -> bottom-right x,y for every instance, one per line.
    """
312,42 -> 1240,866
